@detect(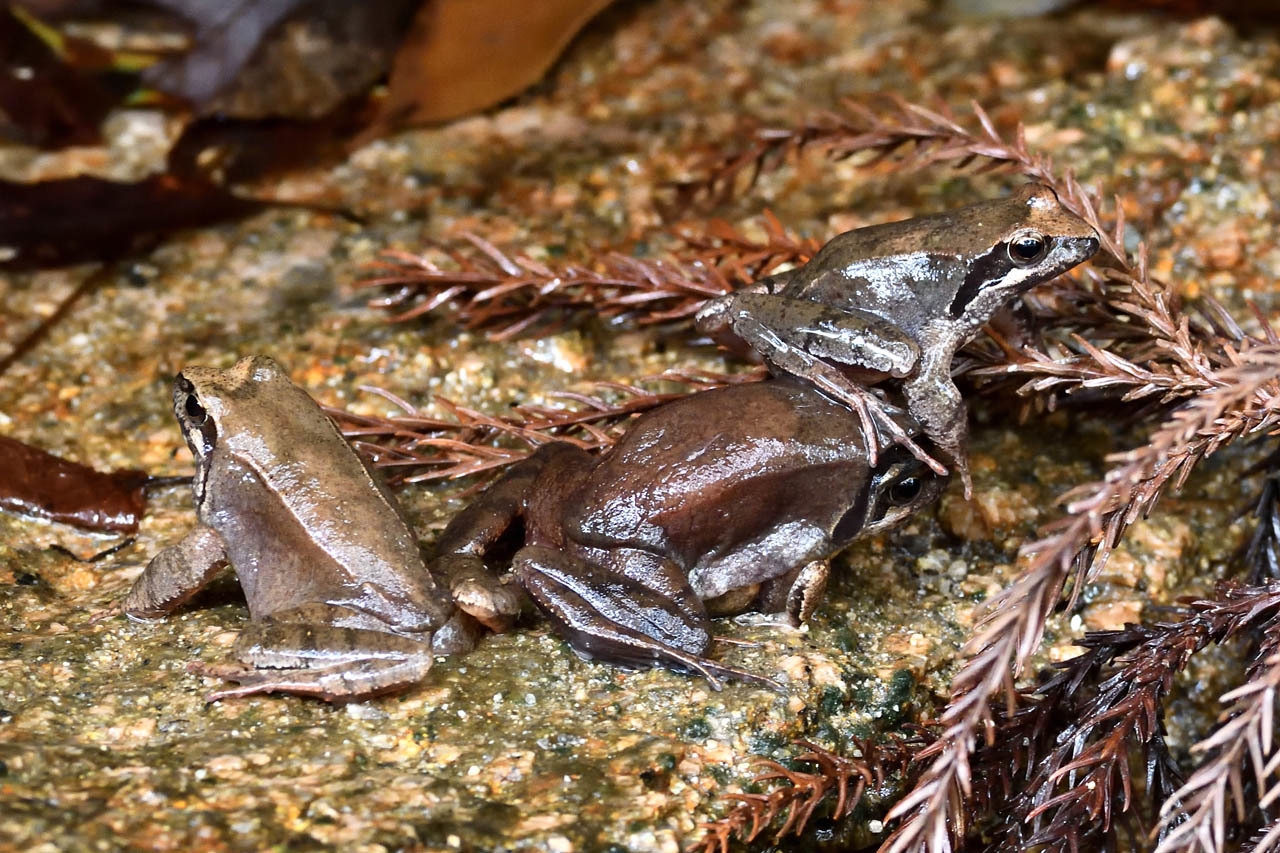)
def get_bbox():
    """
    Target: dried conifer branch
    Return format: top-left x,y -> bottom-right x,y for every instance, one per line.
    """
359,216 -> 817,337
887,346 -> 1280,853
1241,819 -> 1280,853
329,368 -> 762,483
688,738 -> 917,853
971,582 -> 1280,852
673,97 -> 1130,269
1241,447 -> 1280,584
1155,615 -> 1280,853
